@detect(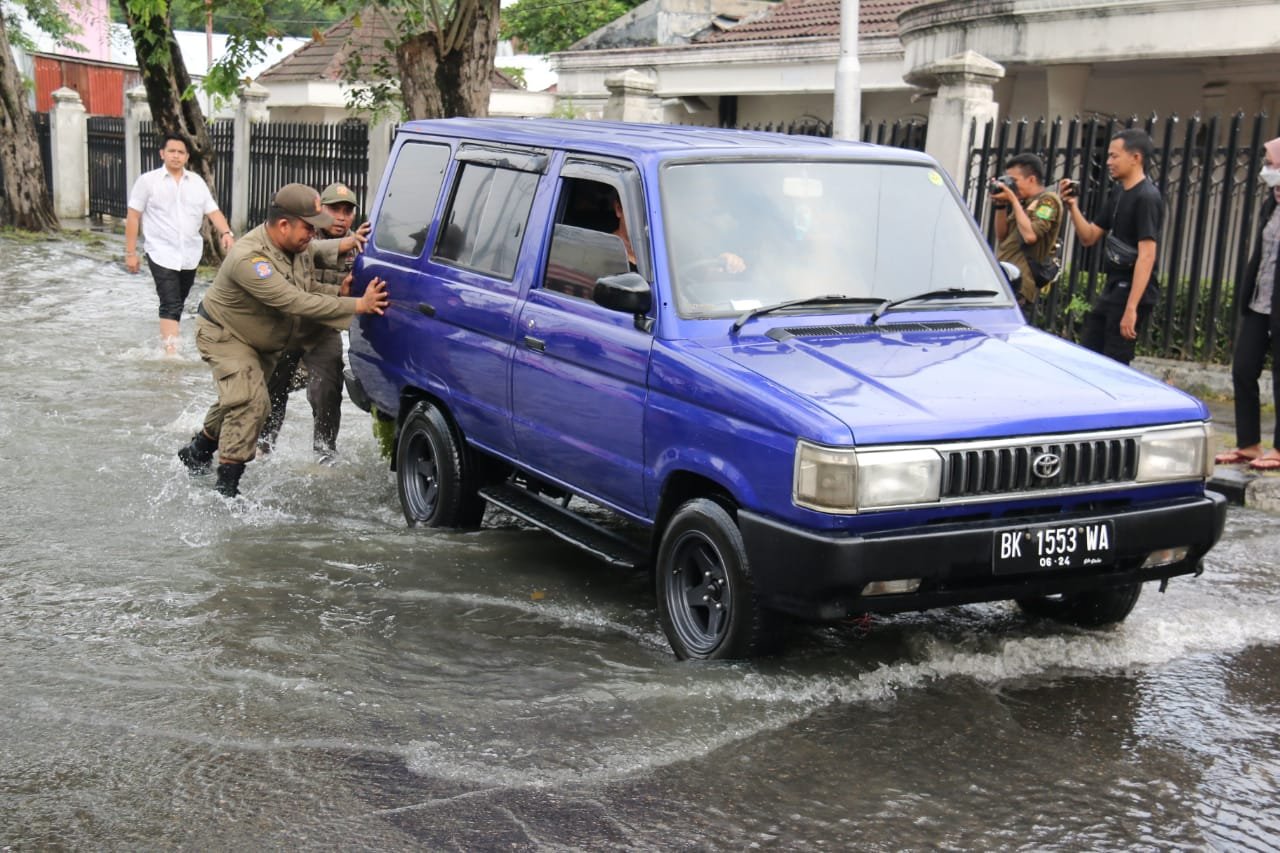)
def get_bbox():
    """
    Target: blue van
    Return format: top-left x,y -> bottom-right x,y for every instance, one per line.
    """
345,118 -> 1226,660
